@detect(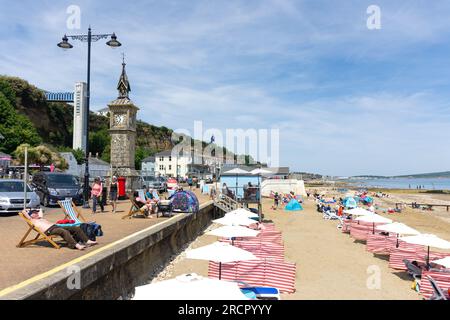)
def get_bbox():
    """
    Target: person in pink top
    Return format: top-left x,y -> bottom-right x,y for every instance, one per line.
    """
91,177 -> 104,214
